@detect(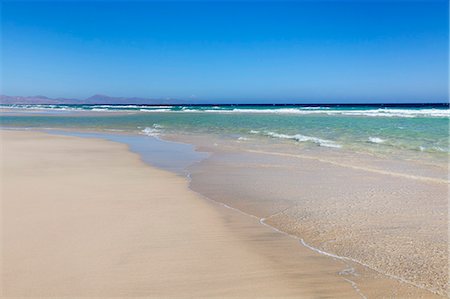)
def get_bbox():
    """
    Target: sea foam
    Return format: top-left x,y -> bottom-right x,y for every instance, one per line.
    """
3,104 -> 449,118
265,131 -> 341,148
368,137 -> 386,144
141,127 -> 160,137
